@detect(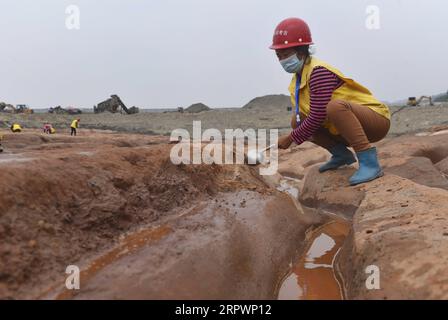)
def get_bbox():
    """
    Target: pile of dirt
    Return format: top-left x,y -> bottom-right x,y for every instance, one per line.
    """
185,103 -> 210,113
0,130 -> 271,299
242,94 -> 291,110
